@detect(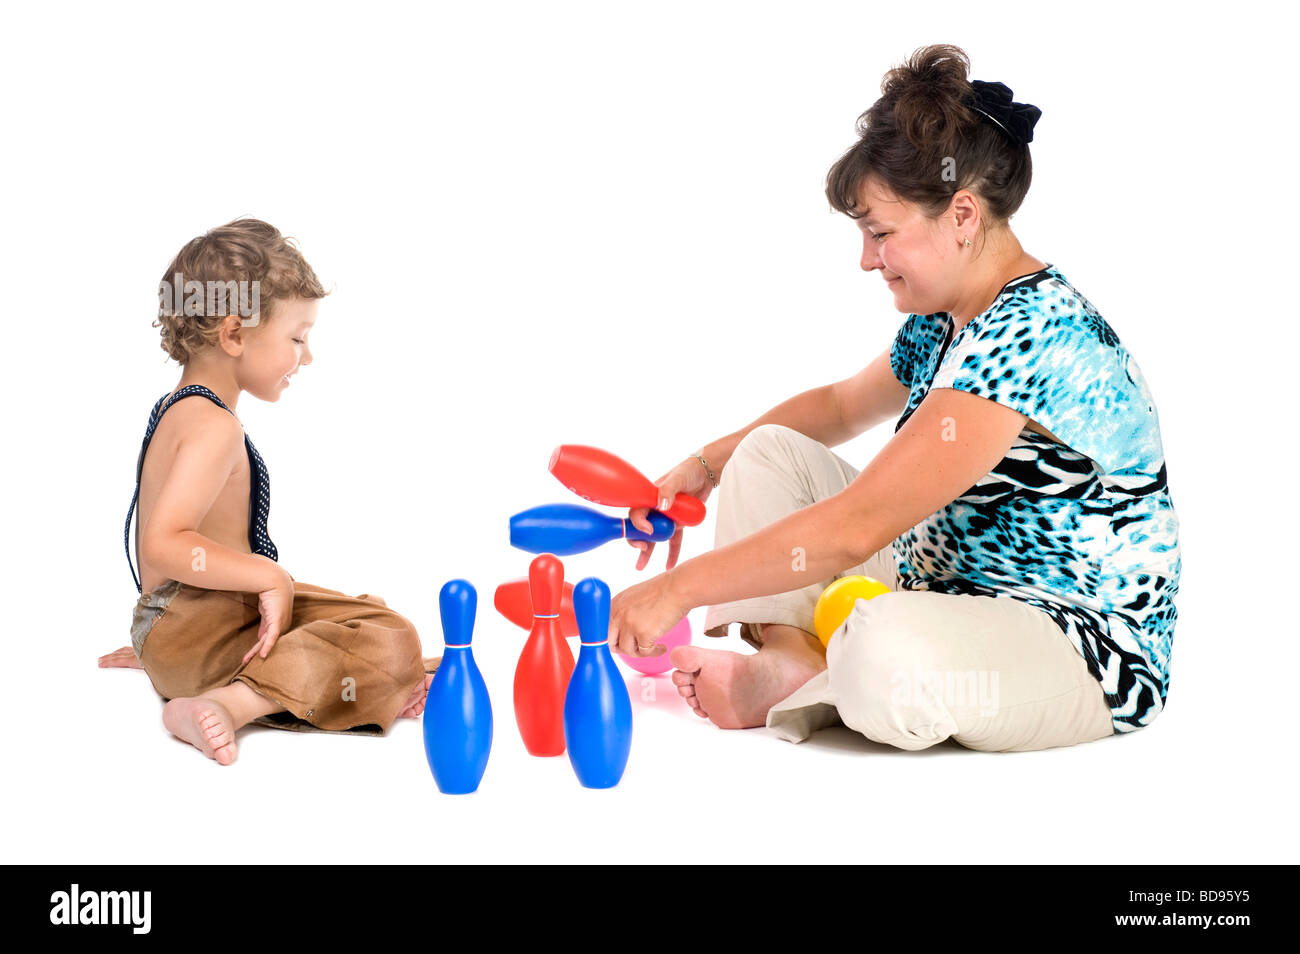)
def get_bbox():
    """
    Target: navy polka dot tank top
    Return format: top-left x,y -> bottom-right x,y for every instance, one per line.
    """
124,385 -> 278,593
